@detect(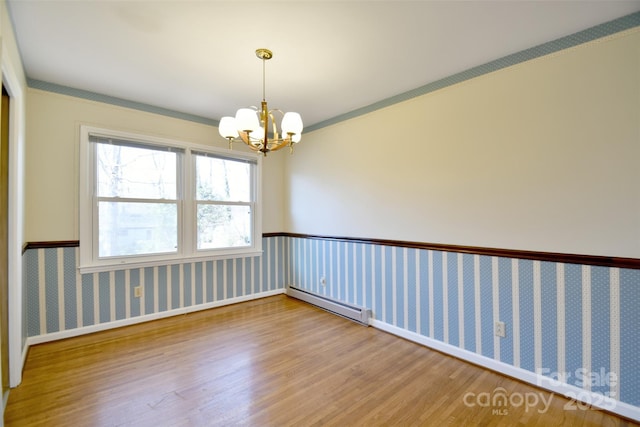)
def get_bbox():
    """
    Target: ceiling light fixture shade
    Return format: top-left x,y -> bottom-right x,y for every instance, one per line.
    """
235,108 -> 260,133
218,116 -> 239,139
281,112 -> 303,136
219,48 -> 303,155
